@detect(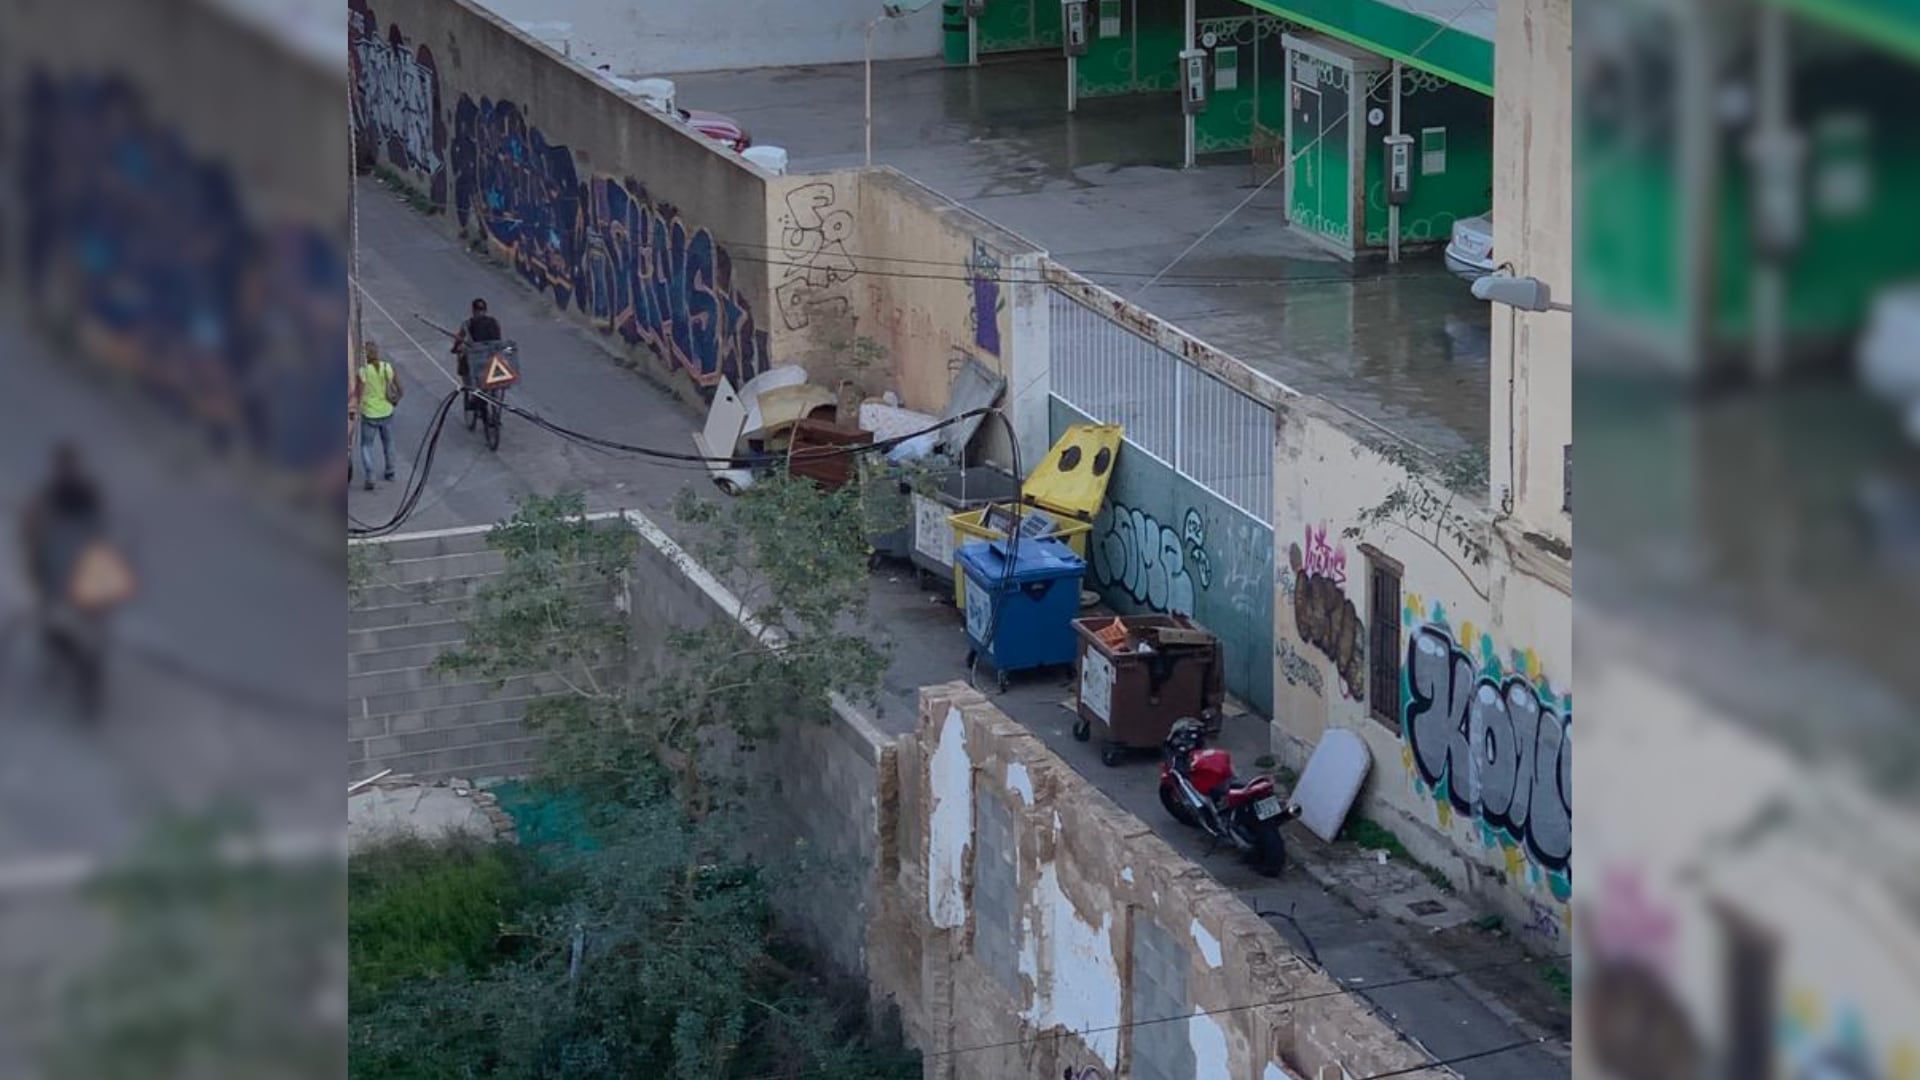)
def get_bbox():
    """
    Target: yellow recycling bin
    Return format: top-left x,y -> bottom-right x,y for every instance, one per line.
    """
946,423 -> 1123,607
